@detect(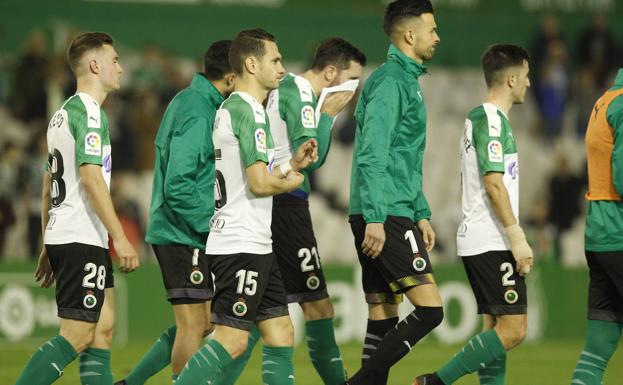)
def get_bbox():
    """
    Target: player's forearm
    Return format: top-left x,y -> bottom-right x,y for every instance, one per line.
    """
247,164 -> 299,197
40,173 -> 51,241
81,171 -> 127,241
249,174 -> 298,196
484,179 -> 516,227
